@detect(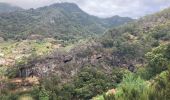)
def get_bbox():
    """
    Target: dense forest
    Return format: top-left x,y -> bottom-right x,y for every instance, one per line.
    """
0,2 -> 170,100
